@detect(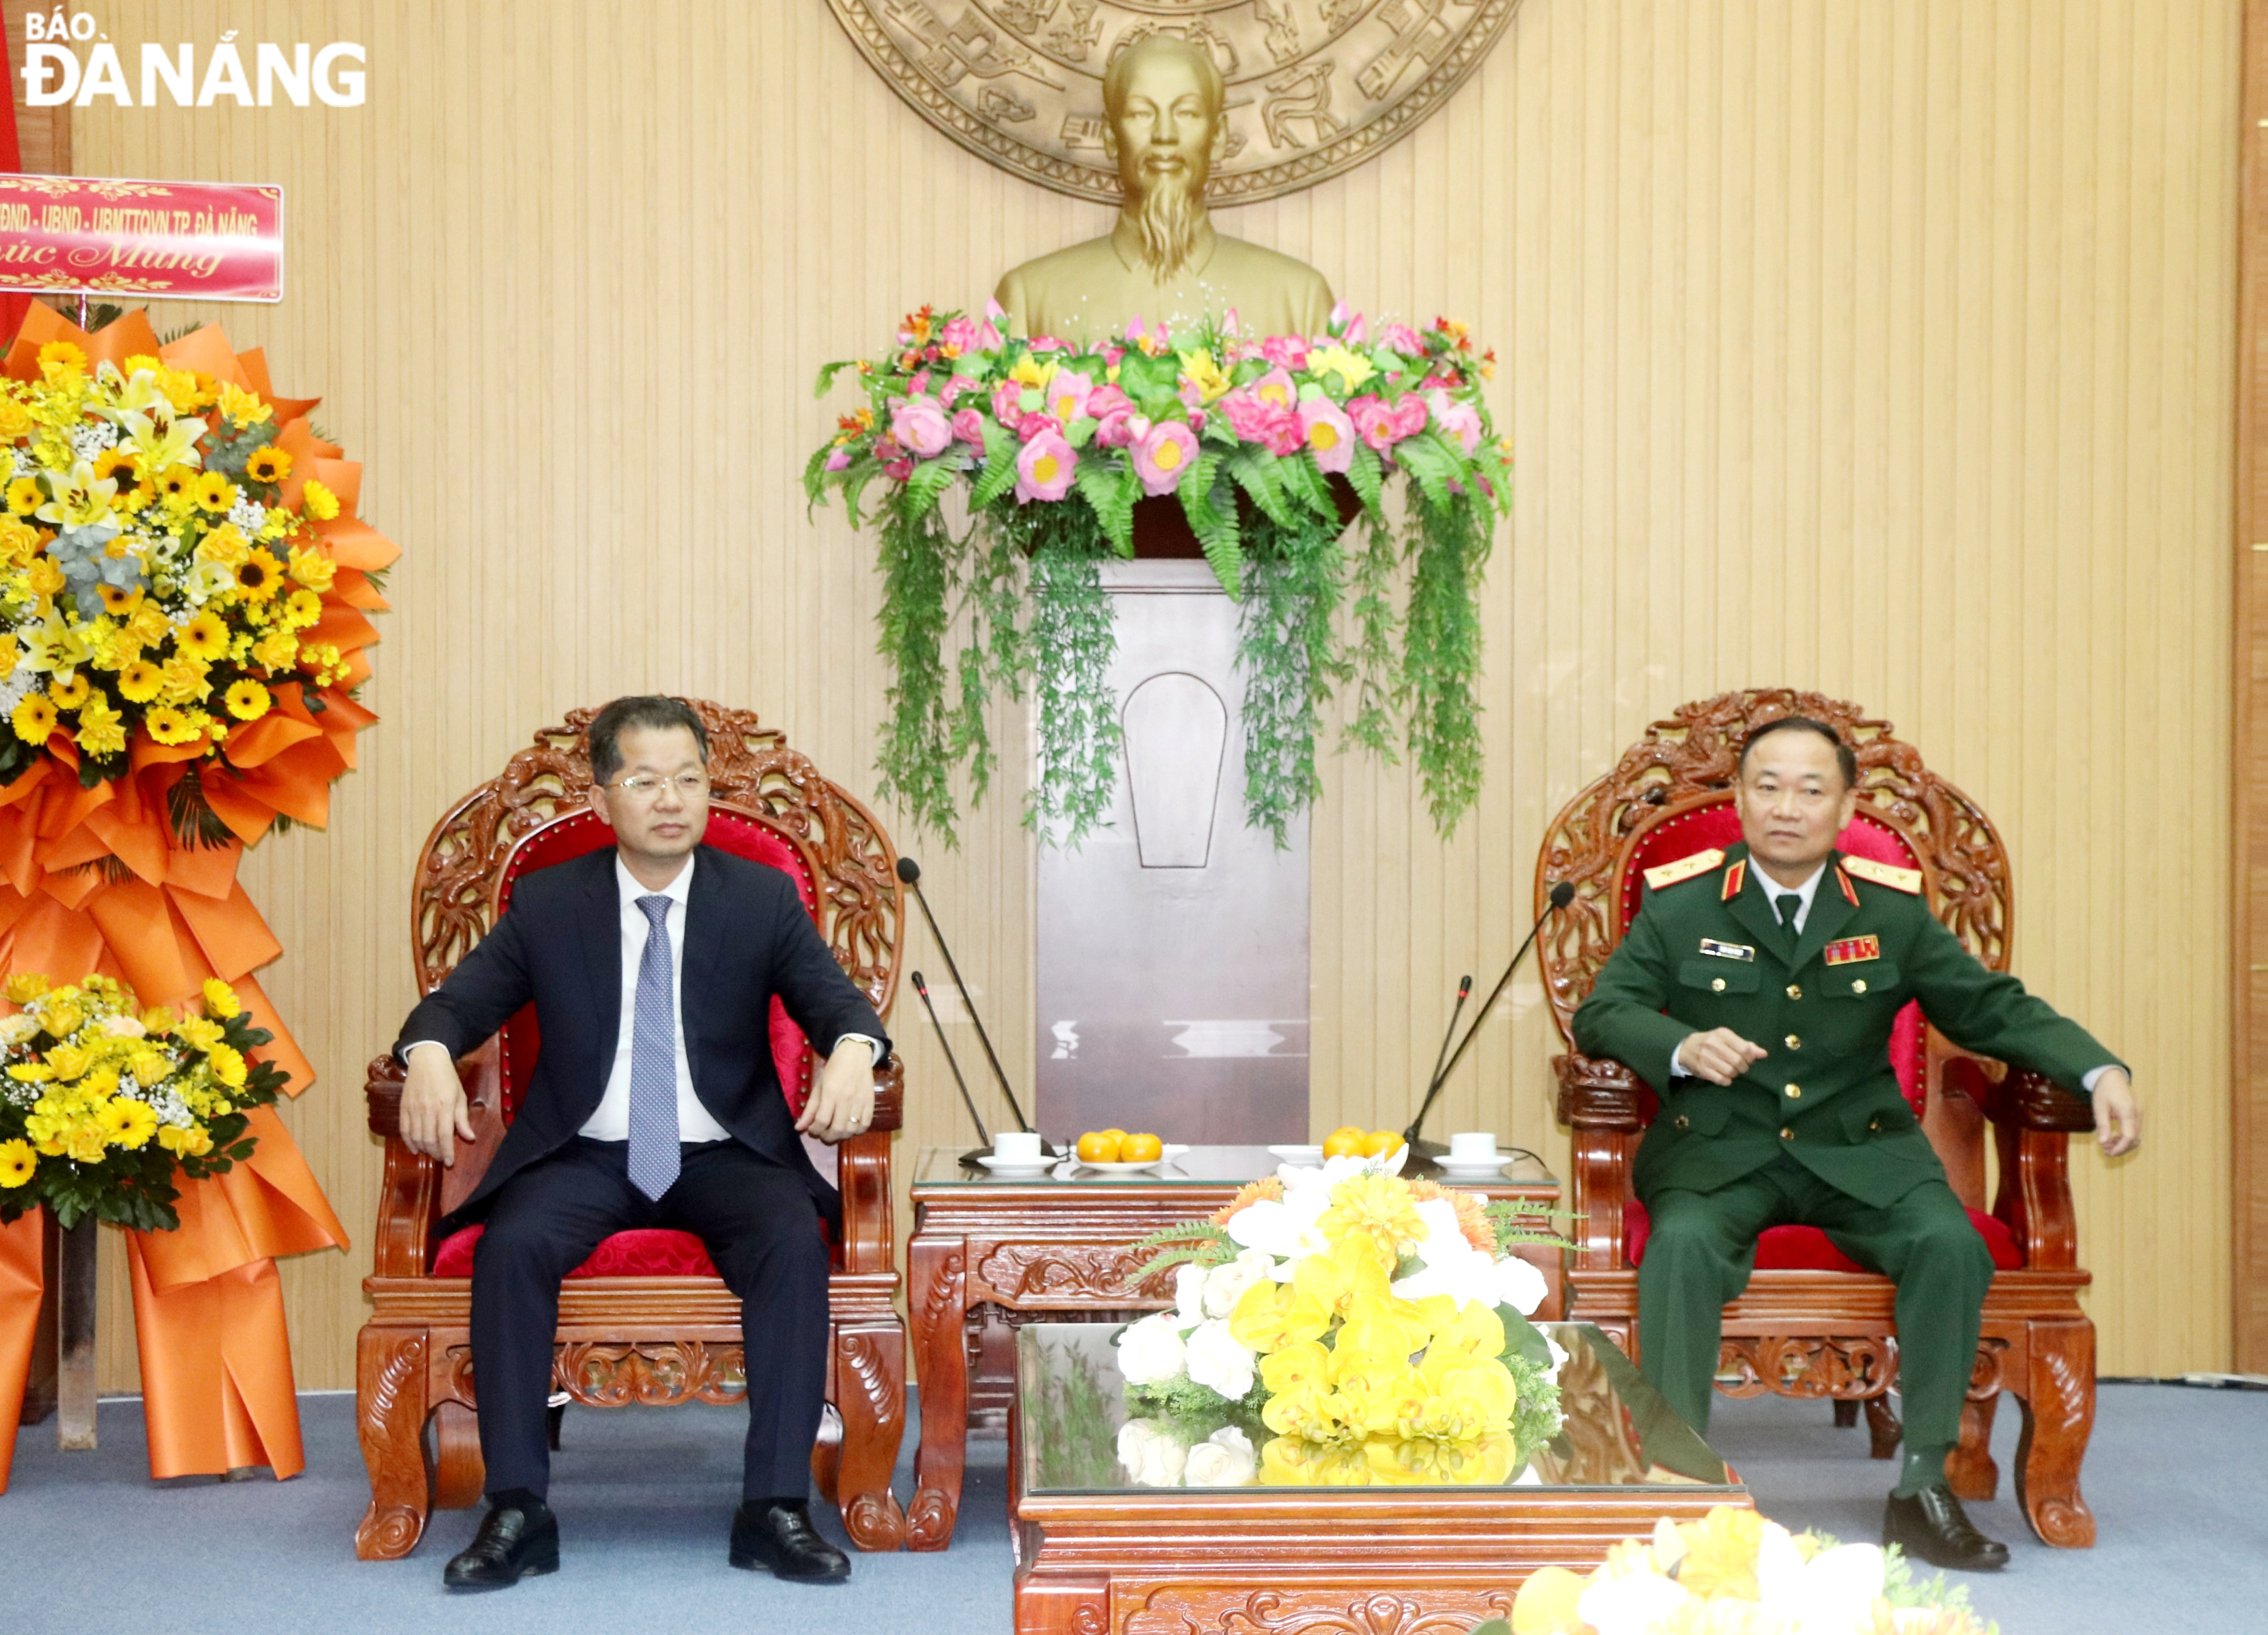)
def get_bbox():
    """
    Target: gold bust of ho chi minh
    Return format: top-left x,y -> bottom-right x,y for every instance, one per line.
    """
994,34 -> 1335,345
